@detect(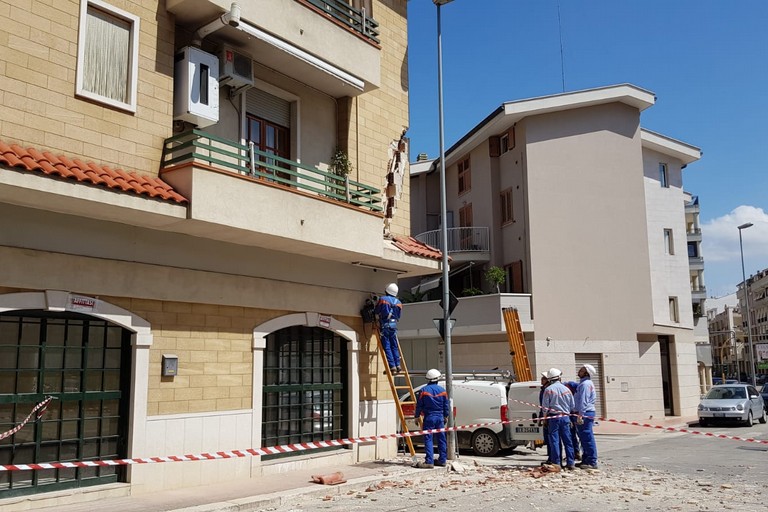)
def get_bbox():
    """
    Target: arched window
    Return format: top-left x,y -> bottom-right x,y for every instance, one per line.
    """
261,326 -> 347,456
0,310 -> 131,497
